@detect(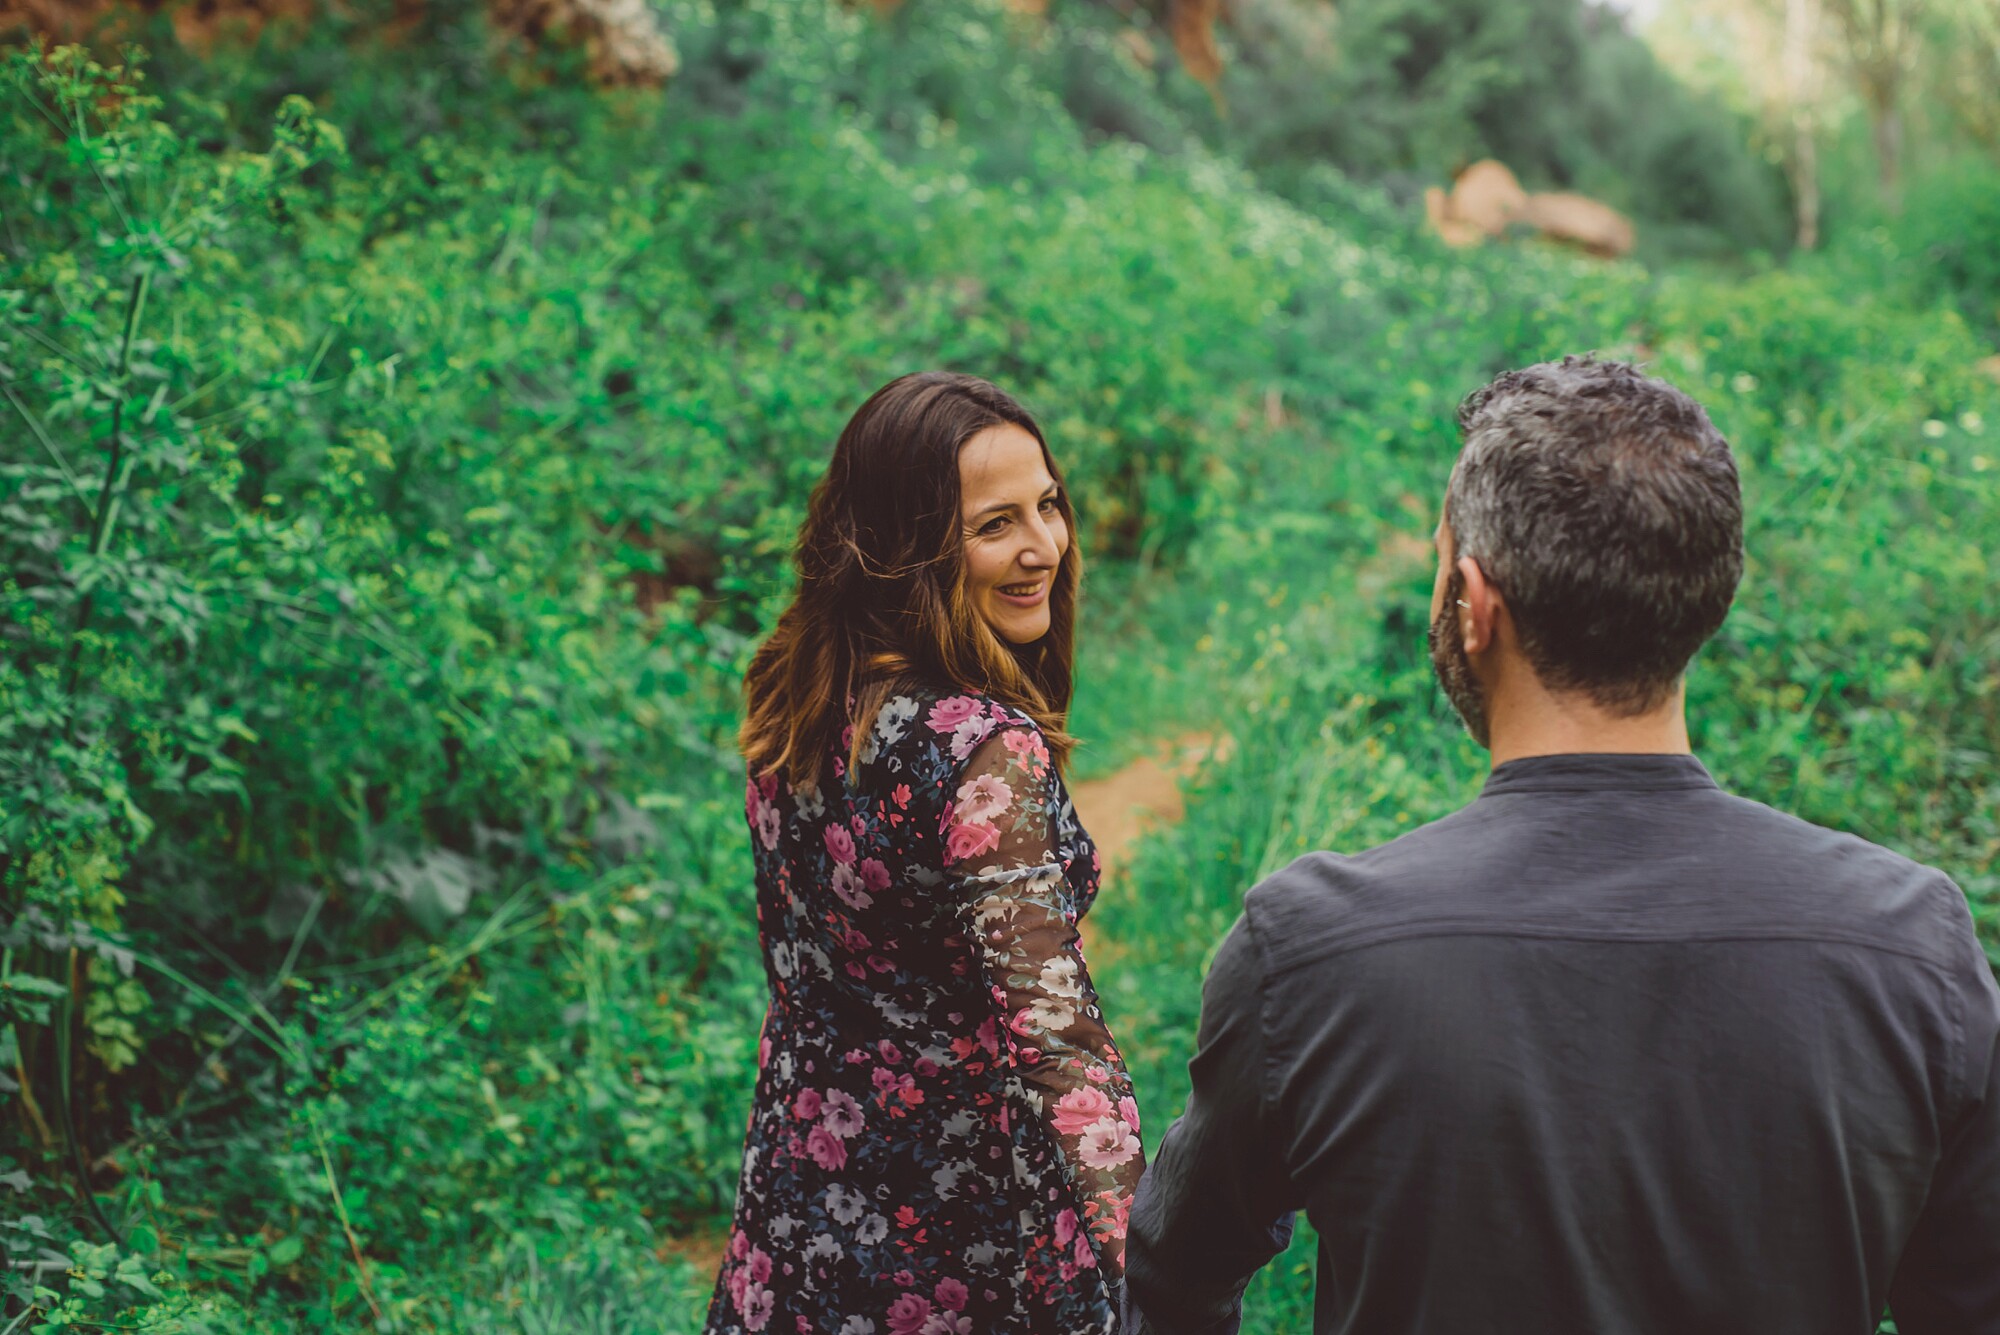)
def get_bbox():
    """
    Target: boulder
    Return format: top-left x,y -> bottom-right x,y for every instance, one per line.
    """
1521,191 -> 1637,258
1448,159 -> 1530,236
1424,158 -> 1636,259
